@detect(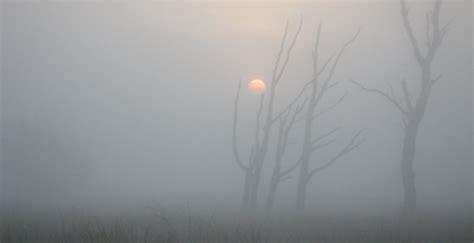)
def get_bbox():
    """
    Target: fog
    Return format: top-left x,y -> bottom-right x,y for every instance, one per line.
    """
0,0 -> 472,241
